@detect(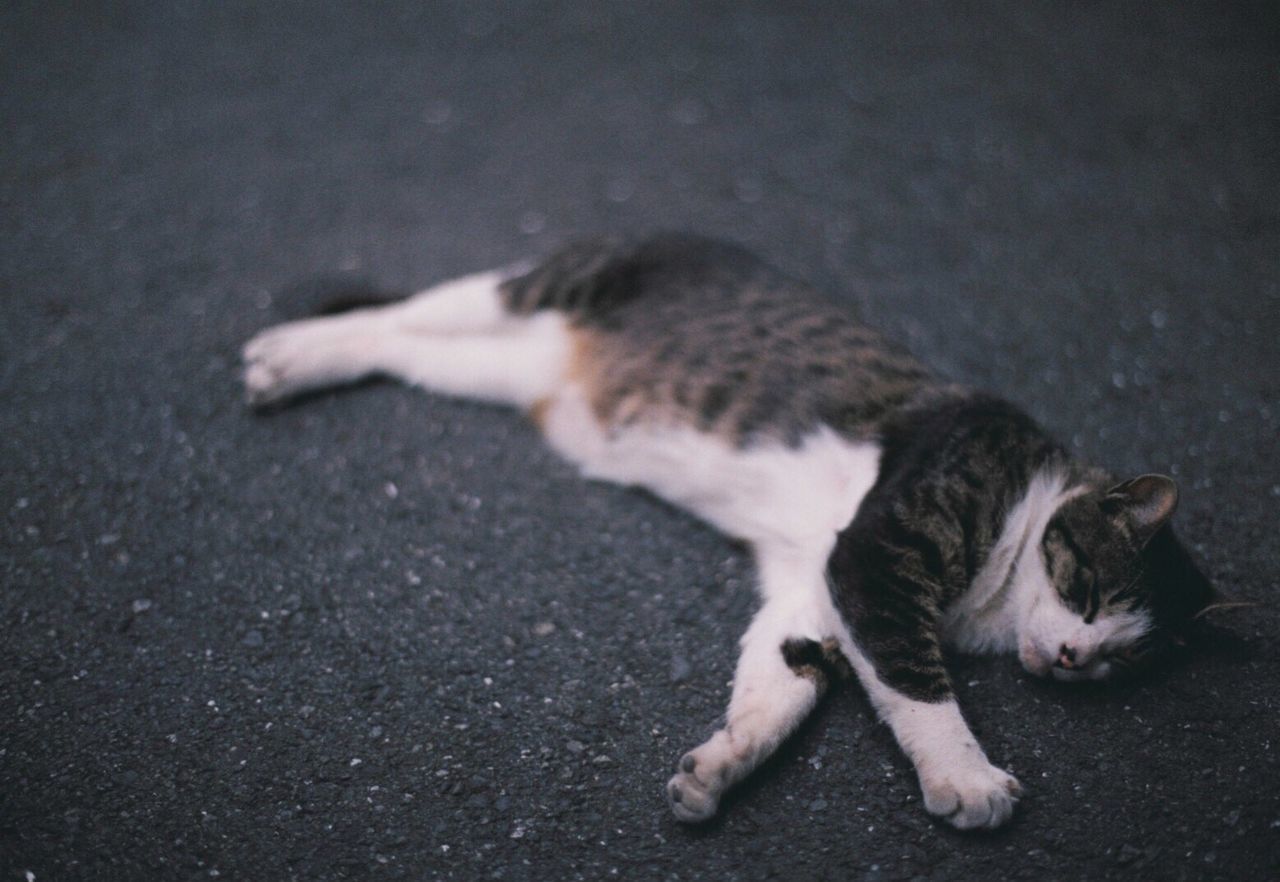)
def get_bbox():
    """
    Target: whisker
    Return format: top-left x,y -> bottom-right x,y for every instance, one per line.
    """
1191,601 -> 1260,621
